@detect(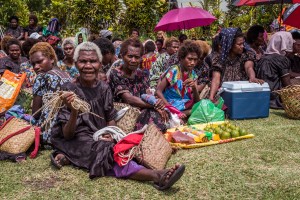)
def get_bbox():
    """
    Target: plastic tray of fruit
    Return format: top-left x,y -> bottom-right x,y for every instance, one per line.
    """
166,121 -> 254,149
